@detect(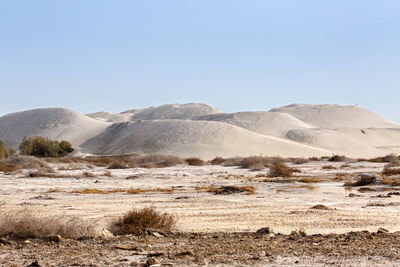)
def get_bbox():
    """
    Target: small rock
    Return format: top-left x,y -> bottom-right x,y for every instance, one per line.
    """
23,240 -> 31,244
256,227 -> 272,234
145,258 -> 159,266
26,260 -> 41,267
377,227 -> 389,234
